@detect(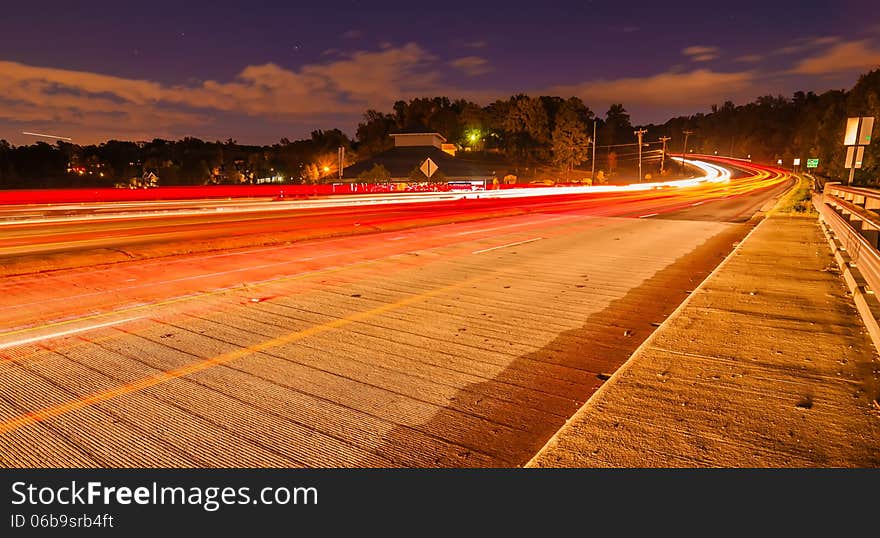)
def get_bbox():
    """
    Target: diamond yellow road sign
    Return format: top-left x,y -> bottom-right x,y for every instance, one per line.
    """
420,157 -> 438,178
